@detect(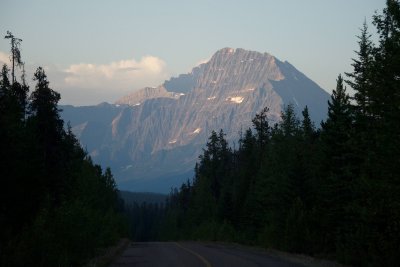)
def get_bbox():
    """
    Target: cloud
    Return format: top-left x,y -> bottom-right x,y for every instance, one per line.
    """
195,57 -> 211,67
56,55 -> 170,105
0,51 -> 11,65
0,52 -> 169,106
63,56 -> 168,91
